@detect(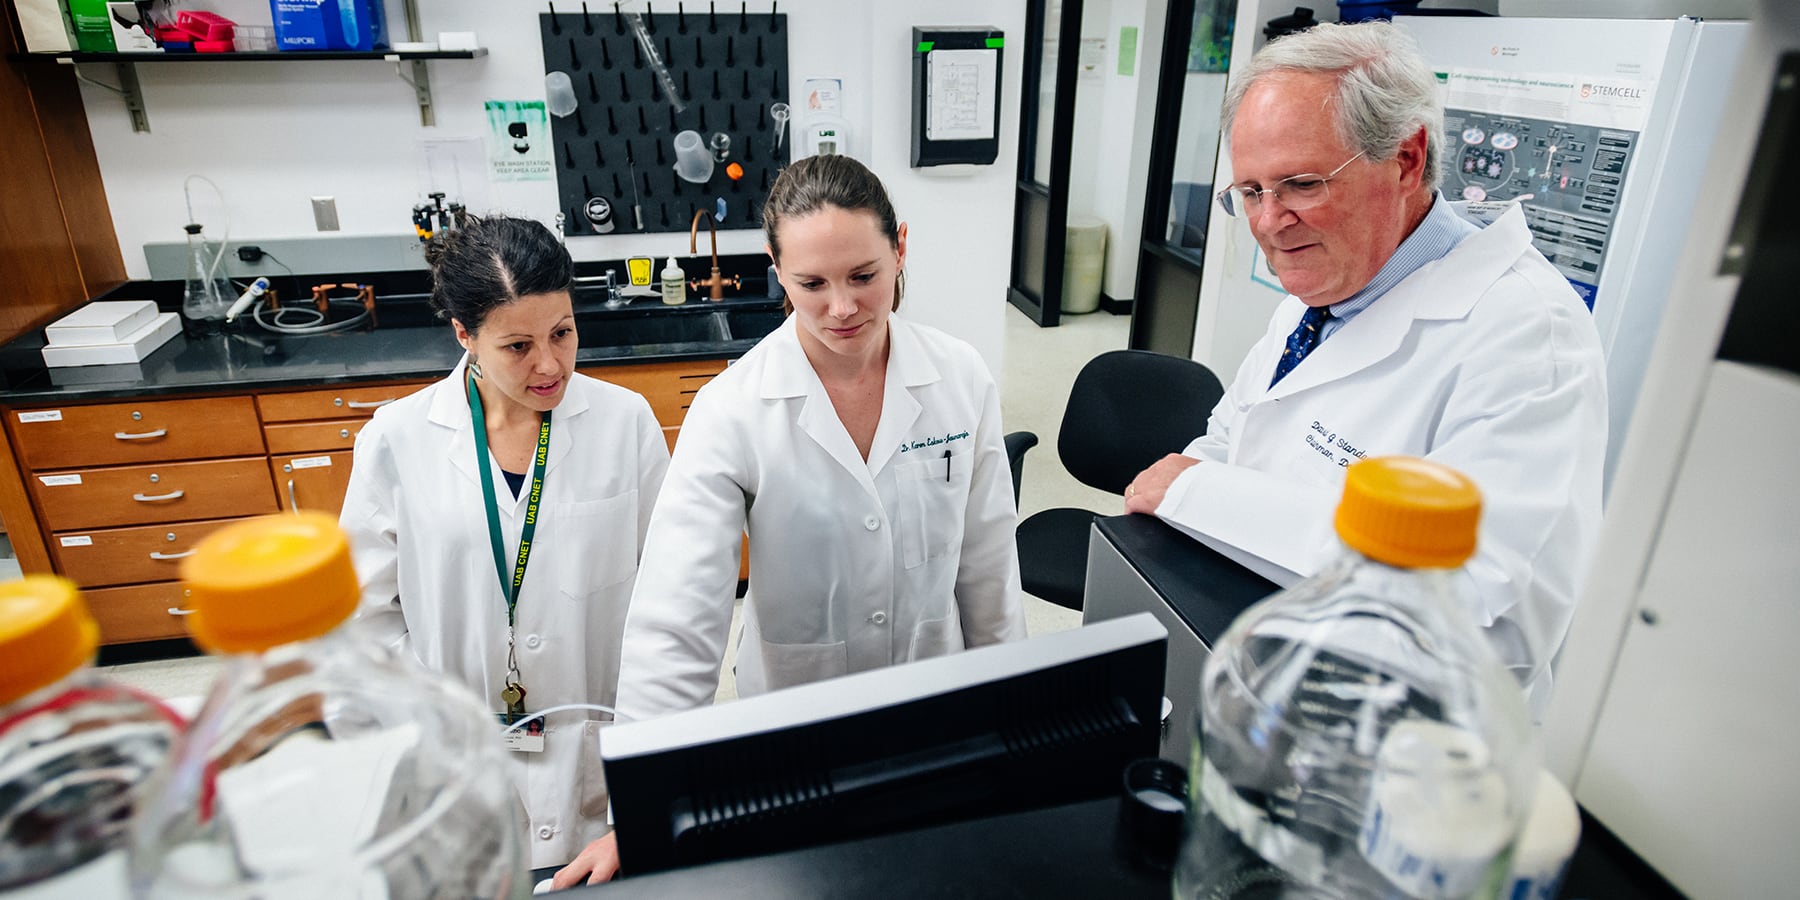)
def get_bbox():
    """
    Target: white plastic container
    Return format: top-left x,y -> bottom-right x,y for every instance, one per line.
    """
661,257 -> 687,305
41,313 -> 180,368
44,300 -> 159,346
